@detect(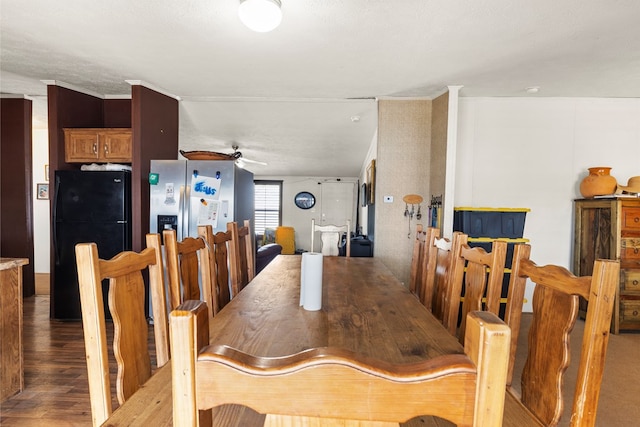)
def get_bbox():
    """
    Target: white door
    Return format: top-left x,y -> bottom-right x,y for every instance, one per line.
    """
319,182 -> 355,227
